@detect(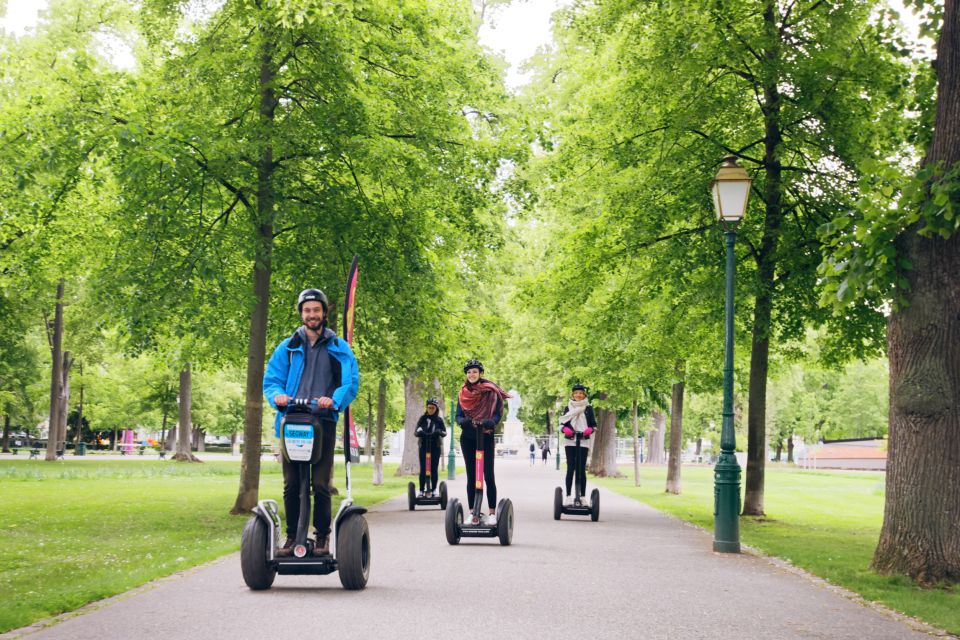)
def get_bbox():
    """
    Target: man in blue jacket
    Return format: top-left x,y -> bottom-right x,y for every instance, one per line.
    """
263,288 -> 359,556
